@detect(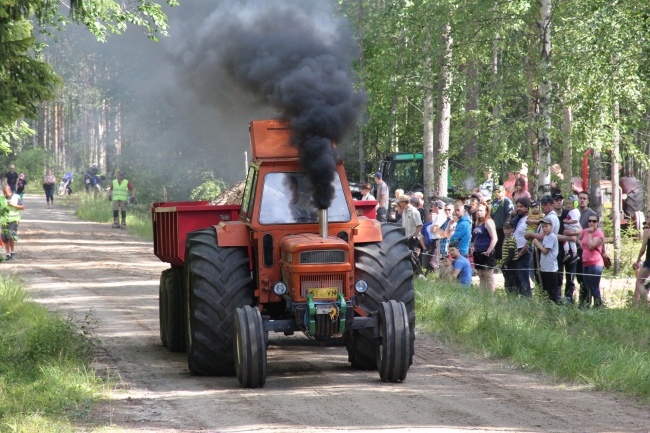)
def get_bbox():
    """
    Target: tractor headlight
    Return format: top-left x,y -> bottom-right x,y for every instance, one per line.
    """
273,282 -> 287,295
355,279 -> 368,293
